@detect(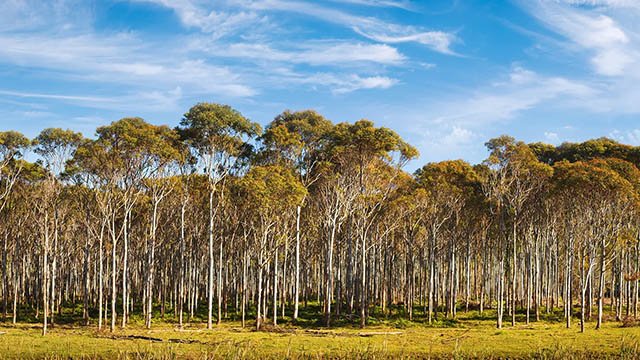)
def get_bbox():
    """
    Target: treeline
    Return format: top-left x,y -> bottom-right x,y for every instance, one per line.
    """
1,103 -> 639,335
